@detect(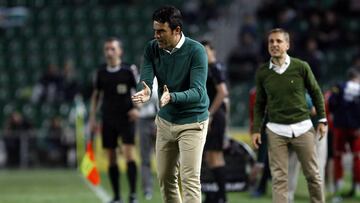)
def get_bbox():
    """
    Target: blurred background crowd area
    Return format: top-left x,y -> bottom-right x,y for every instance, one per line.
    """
0,0 -> 359,168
